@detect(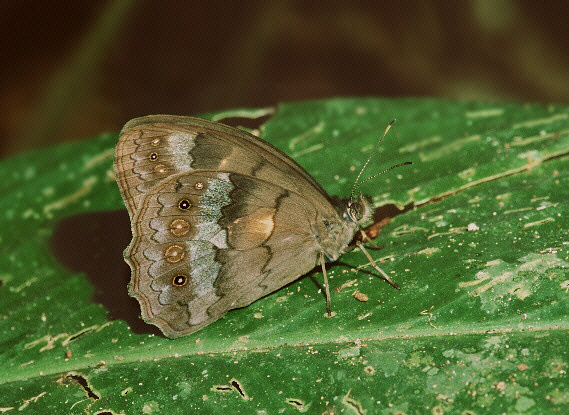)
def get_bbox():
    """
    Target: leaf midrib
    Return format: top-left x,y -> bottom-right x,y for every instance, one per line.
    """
4,320 -> 567,385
